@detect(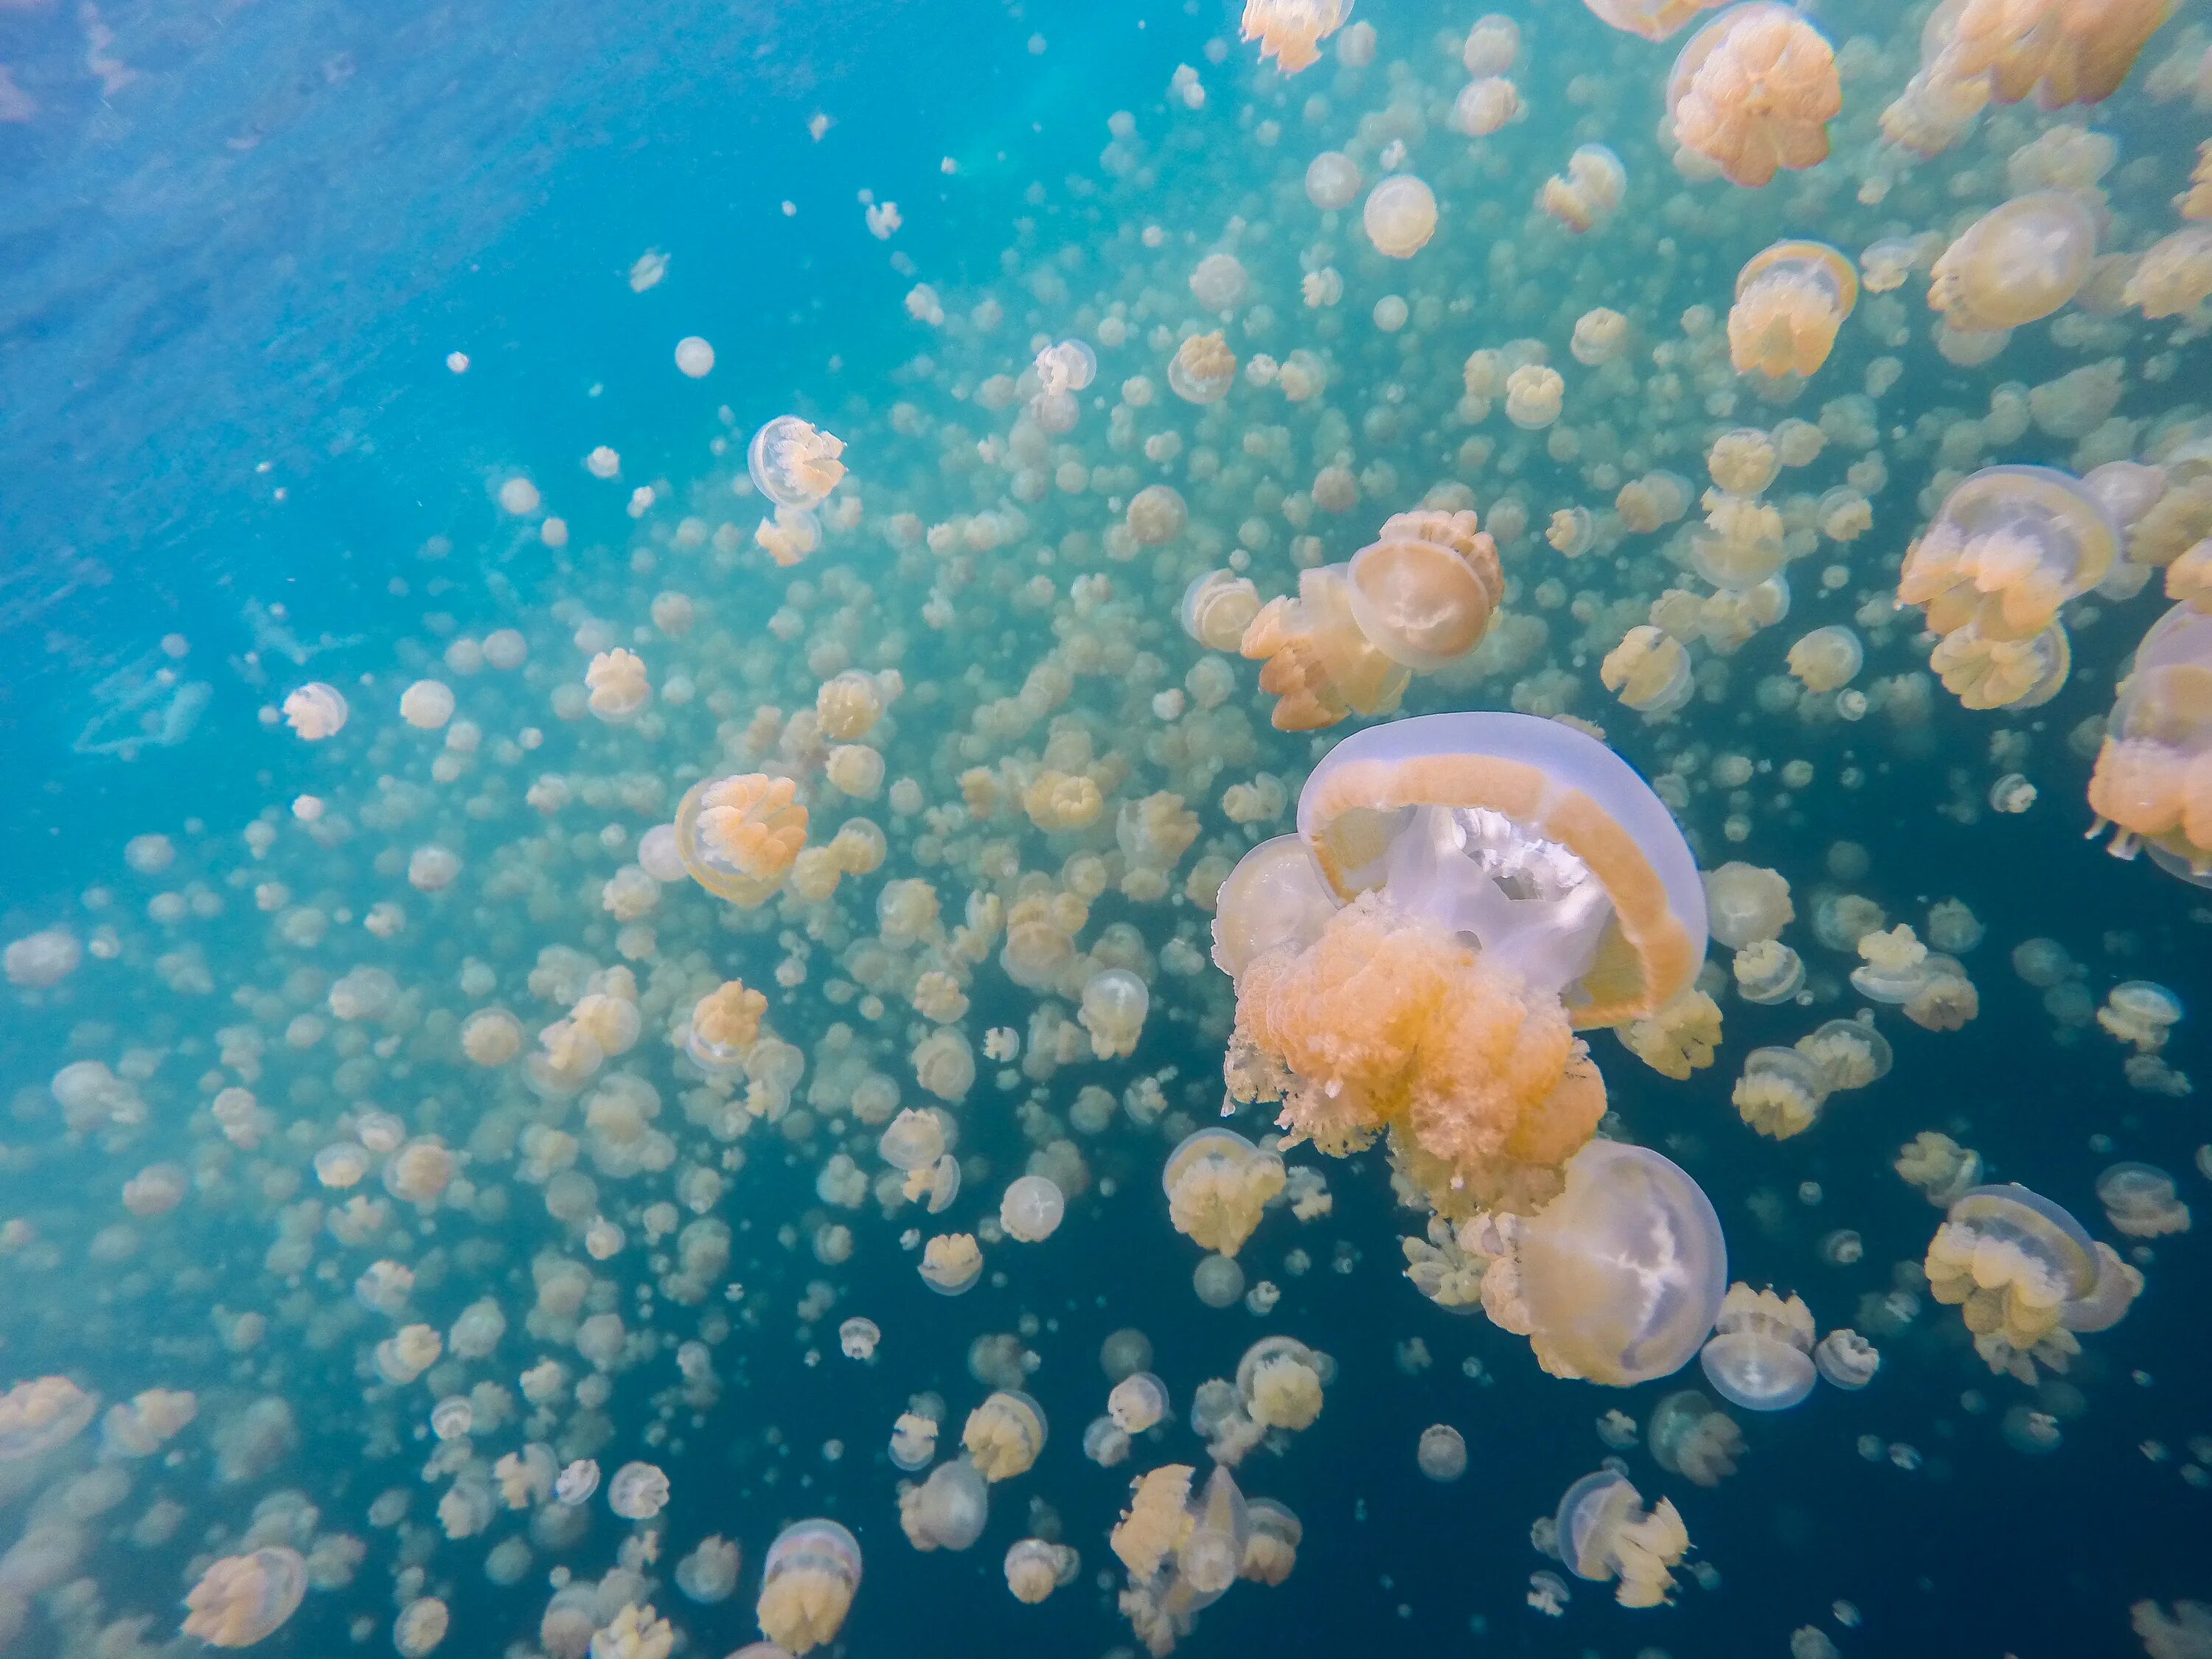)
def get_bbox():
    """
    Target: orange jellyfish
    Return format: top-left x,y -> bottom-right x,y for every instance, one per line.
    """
1667,4 -> 1841,188
756,1520 -> 861,1654
1552,1470 -> 1692,1606
1582,0 -> 1728,39
1939,0 -> 2174,111
1925,1183 -> 2140,1381
748,417 -> 846,510
1728,242 -> 1858,376
1240,0 -> 1354,74
2086,602 -> 2212,885
674,773 -> 810,902
1927,192 -> 2098,333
